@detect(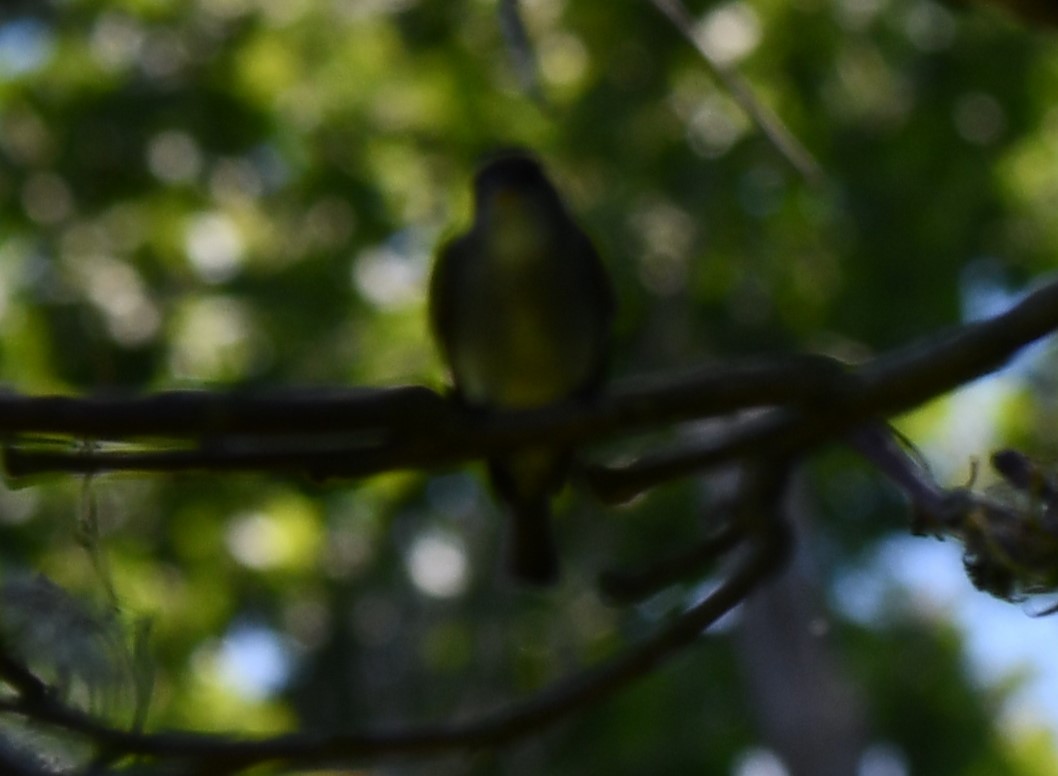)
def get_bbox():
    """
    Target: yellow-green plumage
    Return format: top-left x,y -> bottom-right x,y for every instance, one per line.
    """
429,151 -> 614,584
